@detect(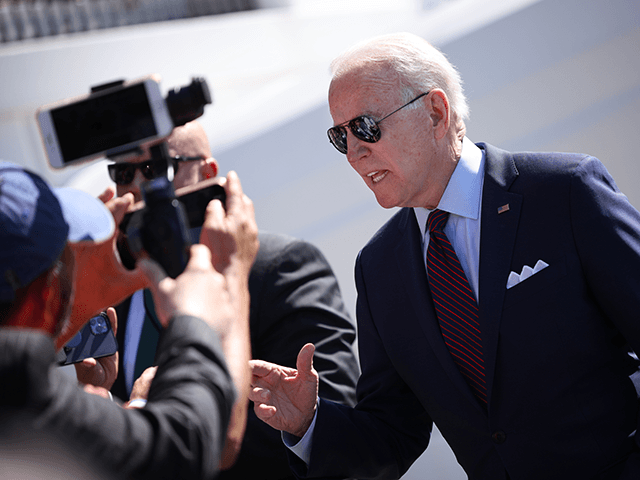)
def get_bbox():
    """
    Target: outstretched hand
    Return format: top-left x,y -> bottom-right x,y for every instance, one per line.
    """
249,343 -> 319,438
